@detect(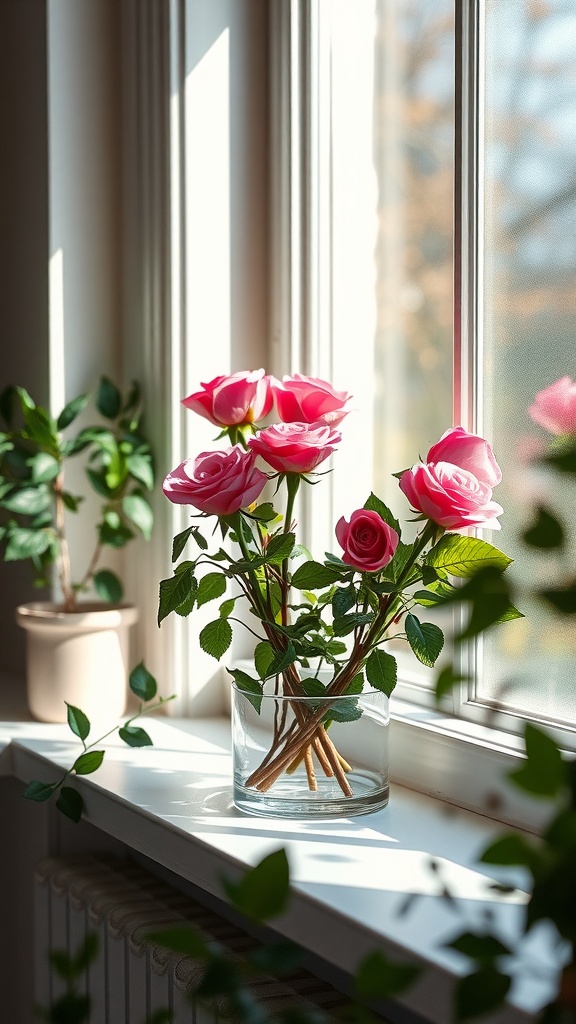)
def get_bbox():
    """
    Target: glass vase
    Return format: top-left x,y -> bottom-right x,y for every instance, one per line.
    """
231,682 -> 389,818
